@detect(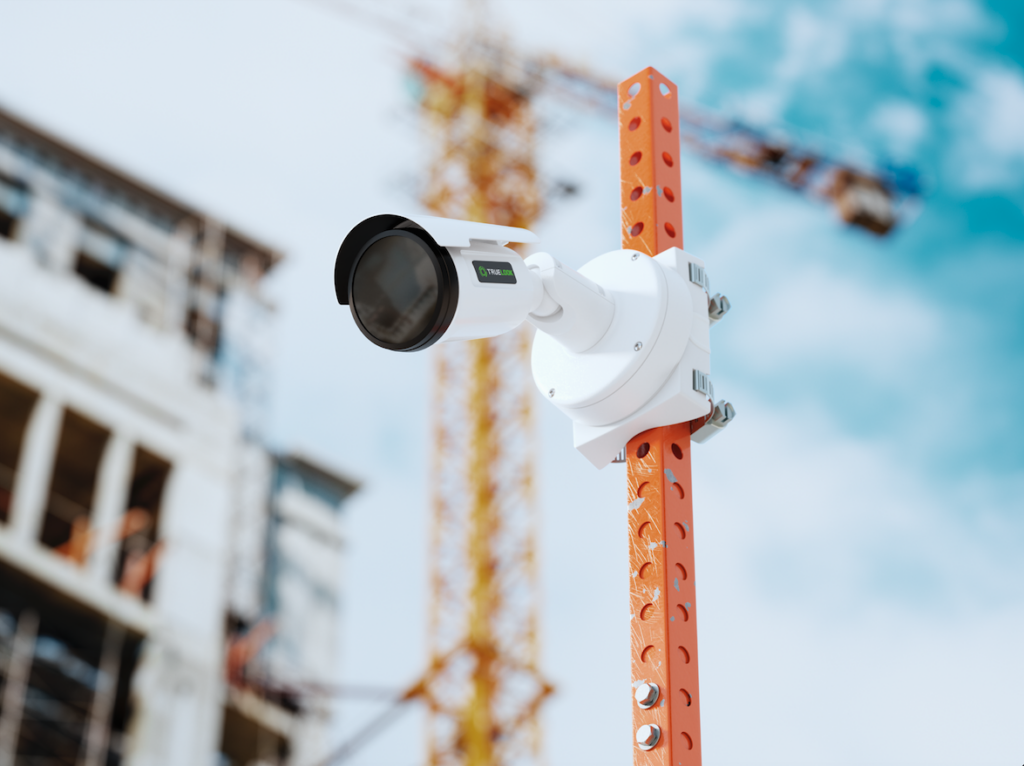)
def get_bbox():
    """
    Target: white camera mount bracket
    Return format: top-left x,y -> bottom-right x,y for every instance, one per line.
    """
528,247 -> 716,468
